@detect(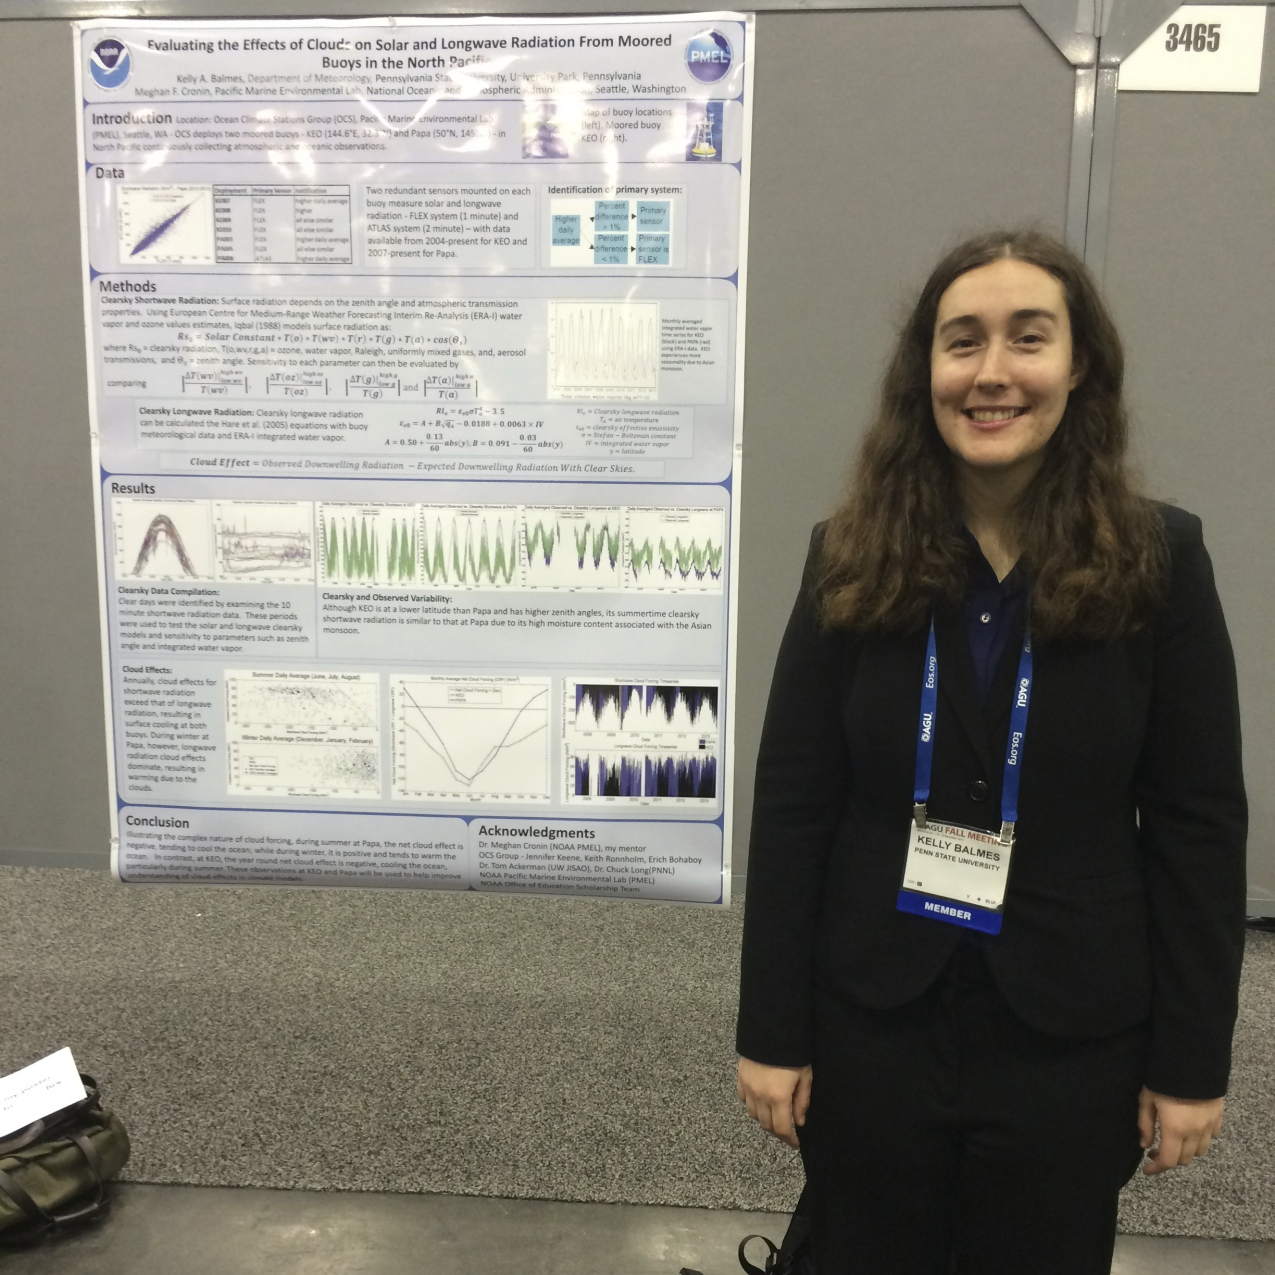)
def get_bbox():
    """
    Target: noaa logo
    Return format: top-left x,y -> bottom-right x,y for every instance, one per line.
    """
685,29 -> 732,83
90,38 -> 131,90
